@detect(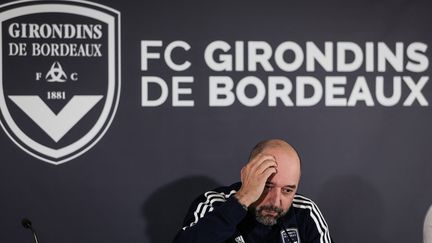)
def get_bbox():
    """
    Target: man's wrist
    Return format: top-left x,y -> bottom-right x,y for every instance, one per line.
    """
234,192 -> 253,209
